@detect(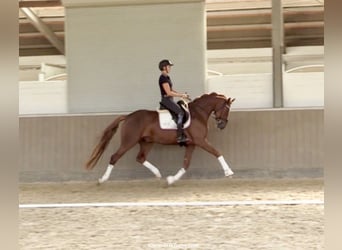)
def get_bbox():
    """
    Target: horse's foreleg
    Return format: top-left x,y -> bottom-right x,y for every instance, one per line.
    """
167,145 -> 195,185
197,140 -> 234,177
136,141 -> 161,178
